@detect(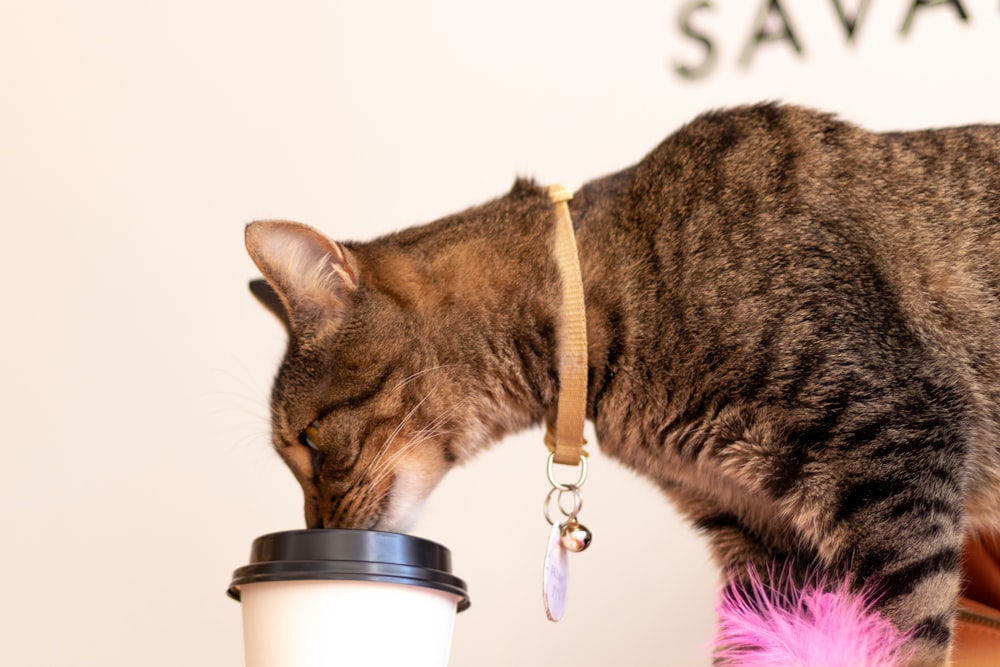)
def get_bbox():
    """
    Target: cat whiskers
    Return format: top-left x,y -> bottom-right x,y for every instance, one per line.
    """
331,392 -> 446,528
389,364 -> 463,395
345,390 -> 435,503
364,391 -> 468,493
357,364 -> 463,488
335,366 -> 468,527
